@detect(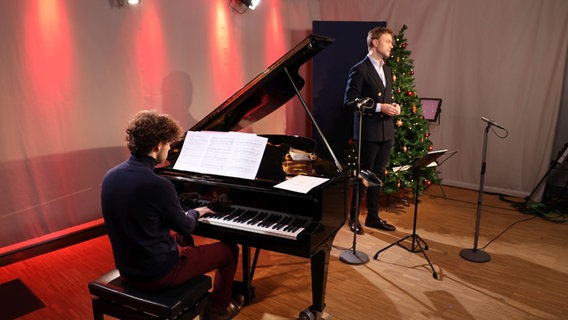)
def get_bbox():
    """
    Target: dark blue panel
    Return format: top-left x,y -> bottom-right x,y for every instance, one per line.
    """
312,21 -> 387,162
